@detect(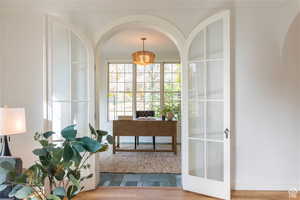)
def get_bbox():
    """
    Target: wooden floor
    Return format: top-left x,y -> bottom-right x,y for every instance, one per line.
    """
75,187 -> 291,200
